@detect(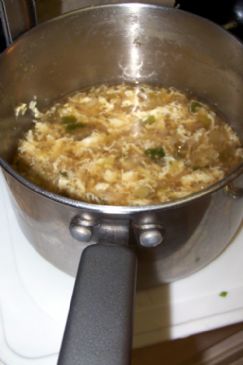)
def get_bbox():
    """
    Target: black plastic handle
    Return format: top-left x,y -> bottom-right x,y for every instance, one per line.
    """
57,243 -> 137,365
